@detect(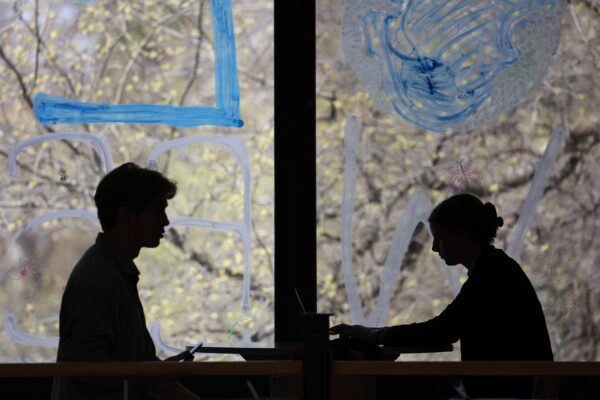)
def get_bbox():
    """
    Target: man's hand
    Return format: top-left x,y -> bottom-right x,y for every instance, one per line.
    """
329,323 -> 380,345
164,349 -> 194,362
